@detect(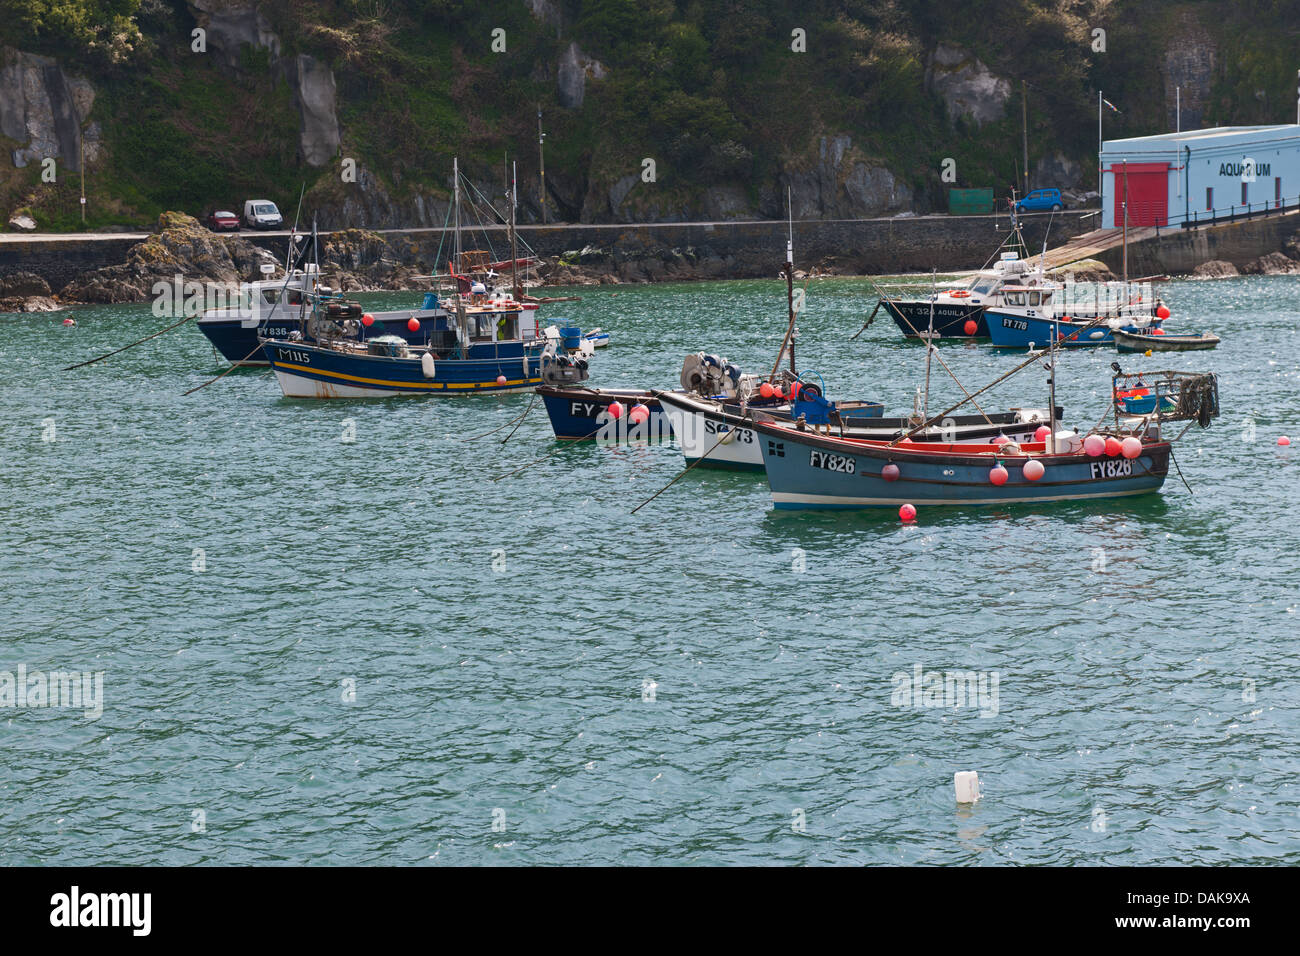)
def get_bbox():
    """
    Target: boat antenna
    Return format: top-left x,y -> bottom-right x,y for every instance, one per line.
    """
510,159 -> 520,300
